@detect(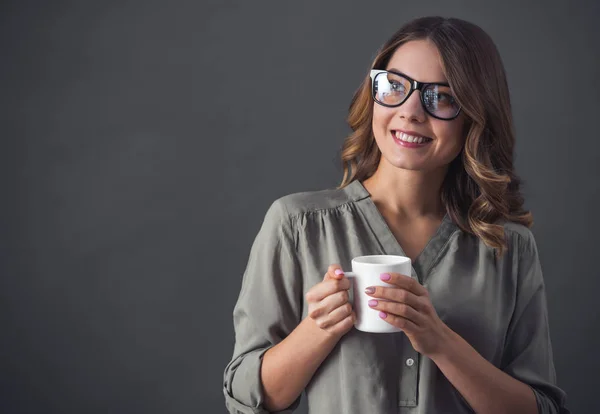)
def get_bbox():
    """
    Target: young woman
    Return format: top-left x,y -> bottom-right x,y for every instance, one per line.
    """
223,16 -> 569,414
